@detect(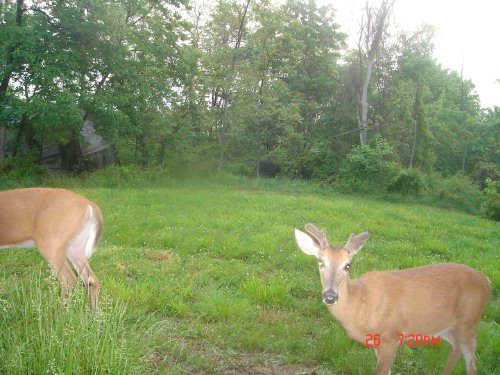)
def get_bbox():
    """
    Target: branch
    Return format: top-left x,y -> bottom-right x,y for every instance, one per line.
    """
28,7 -> 74,32
128,5 -> 155,26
